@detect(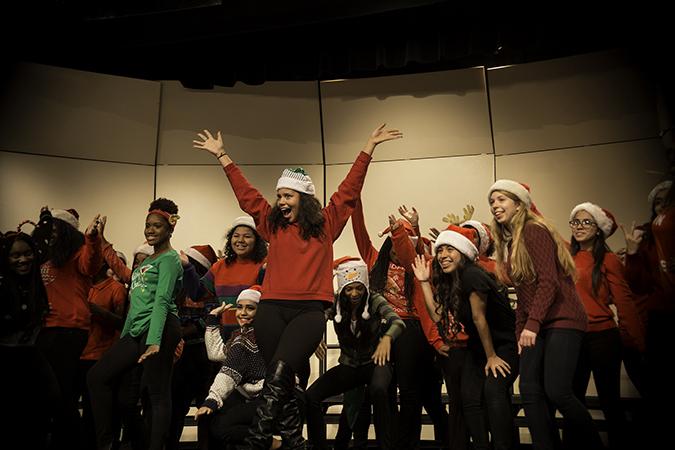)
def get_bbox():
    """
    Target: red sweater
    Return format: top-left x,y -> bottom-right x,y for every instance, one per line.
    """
225,151 -> 371,303
351,199 -> 446,350
81,277 -> 127,360
508,223 -> 587,338
573,250 -> 646,351
42,235 -> 103,330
